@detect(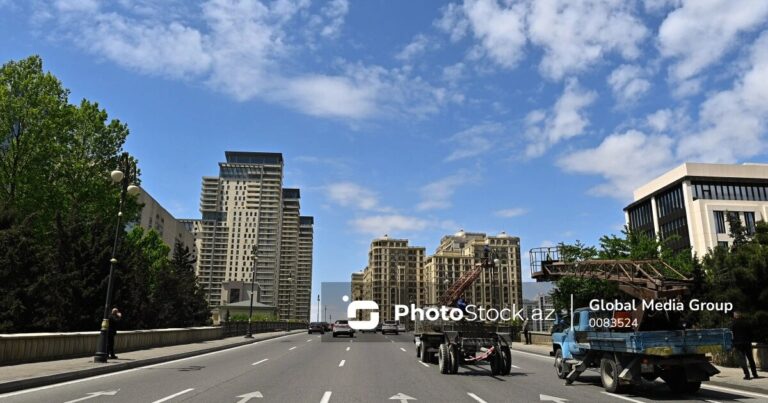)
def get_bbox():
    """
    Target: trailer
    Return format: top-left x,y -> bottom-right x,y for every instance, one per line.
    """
413,245 -> 513,375
530,247 -> 733,394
